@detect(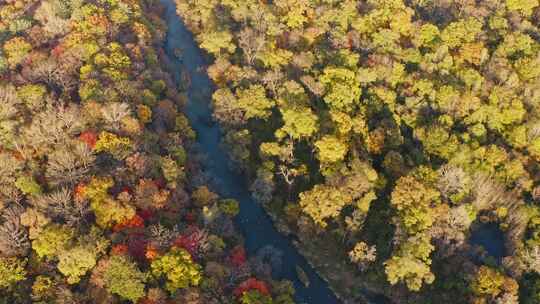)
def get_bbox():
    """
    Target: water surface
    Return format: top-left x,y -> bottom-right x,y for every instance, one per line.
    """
470,223 -> 505,259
